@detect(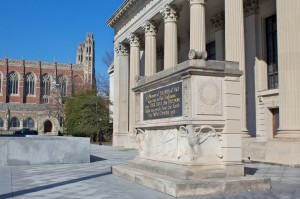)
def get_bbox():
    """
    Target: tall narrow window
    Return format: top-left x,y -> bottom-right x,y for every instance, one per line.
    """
0,118 -> 3,128
206,41 -> 216,60
25,73 -> 35,95
41,74 -> 51,103
8,71 -> 18,95
58,75 -> 67,97
24,117 -> 35,128
266,14 -> 278,89
10,117 -> 20,127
